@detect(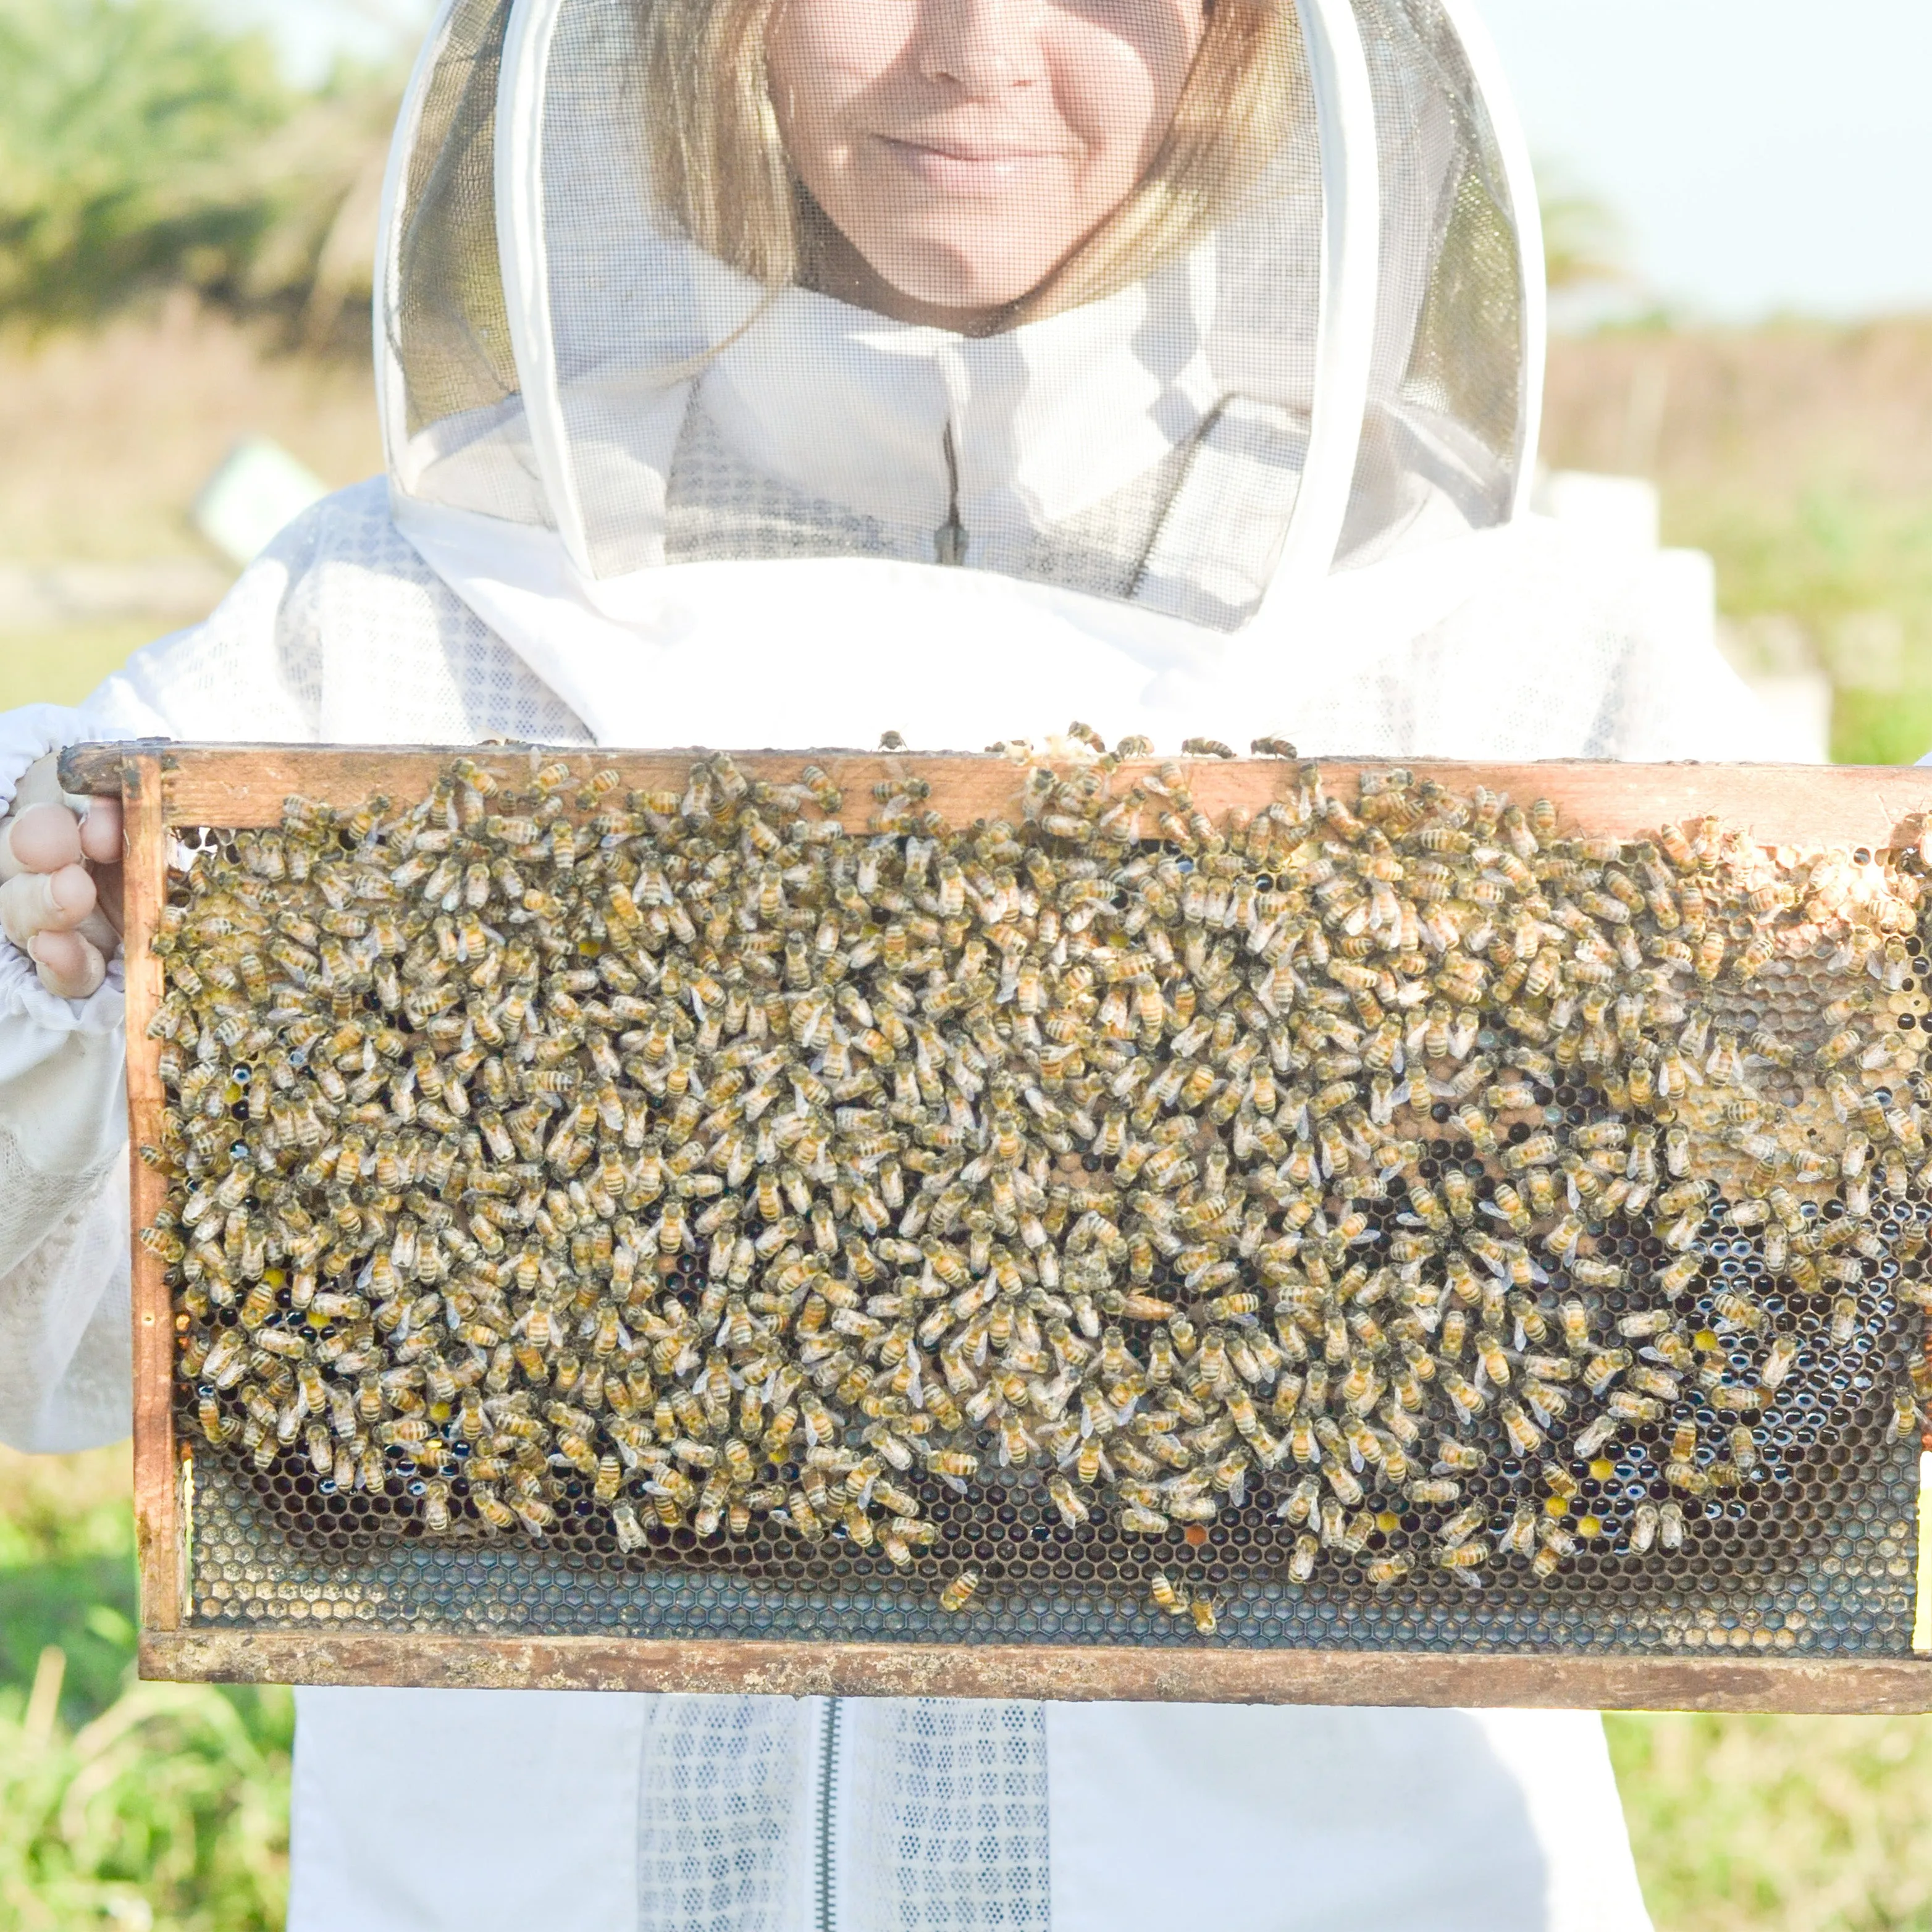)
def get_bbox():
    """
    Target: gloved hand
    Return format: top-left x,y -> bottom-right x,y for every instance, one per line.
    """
0,753 -> 124,1001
